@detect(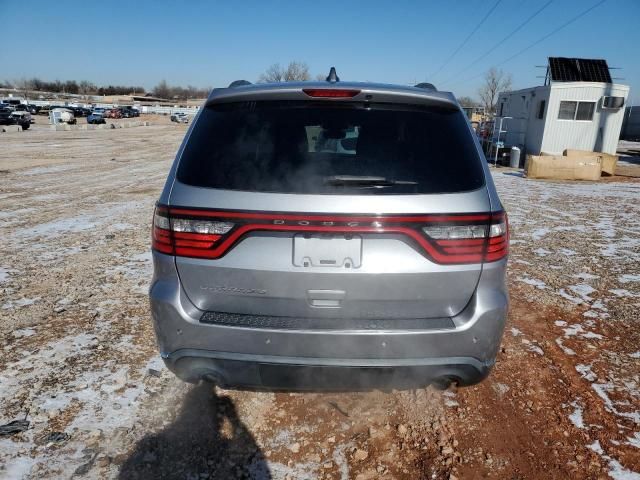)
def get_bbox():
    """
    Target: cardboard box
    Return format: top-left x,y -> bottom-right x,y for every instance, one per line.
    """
563,149 -> 618,176
525,154 -> 602,181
